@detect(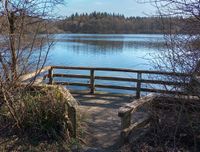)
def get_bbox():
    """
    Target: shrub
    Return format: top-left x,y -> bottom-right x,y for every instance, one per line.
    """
0,86 -> 73,142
